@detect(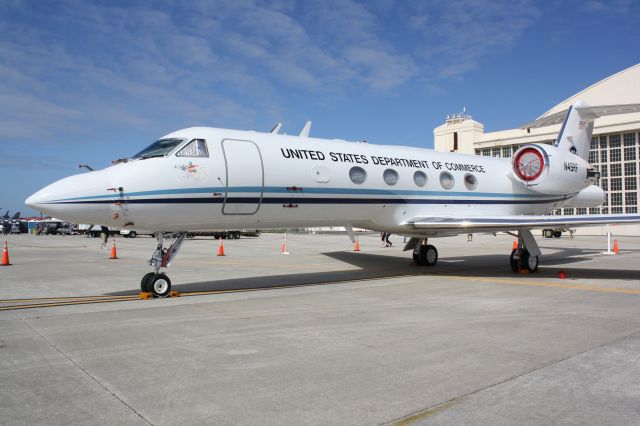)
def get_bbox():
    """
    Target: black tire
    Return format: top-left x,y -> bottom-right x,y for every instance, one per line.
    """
141,272 -> 155,292
543,229 -> 554,238
415,244 -> 438,266
149,274 -> 172,297
233,232 -> 241,239
554,231 -> 562,238
510,249 -> 520,273
521,250 -> 539,272
129,231 -> 137,238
